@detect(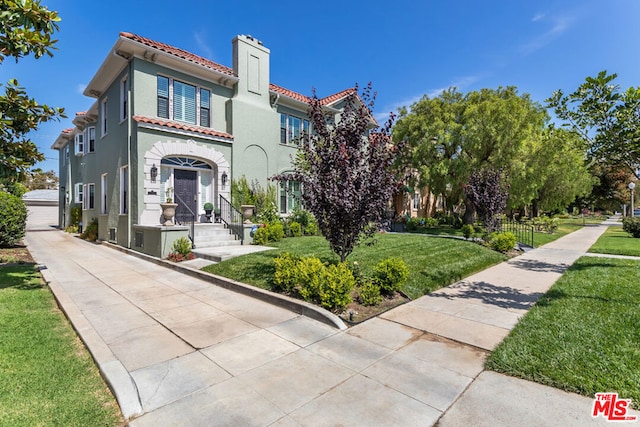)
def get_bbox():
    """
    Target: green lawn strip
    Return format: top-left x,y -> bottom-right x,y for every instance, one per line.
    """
532,222 -> 583,247
588,226 -> 640,257
486,257 -> 640,405
0,265 -> 123,426
202,234 -> 505,299
410,227 -> 464,237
